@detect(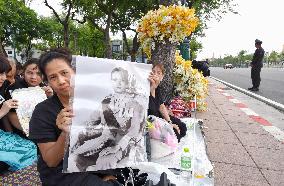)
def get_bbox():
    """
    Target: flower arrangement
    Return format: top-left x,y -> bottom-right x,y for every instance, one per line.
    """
174,53 -> 208,111
137,5 -> 199,56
